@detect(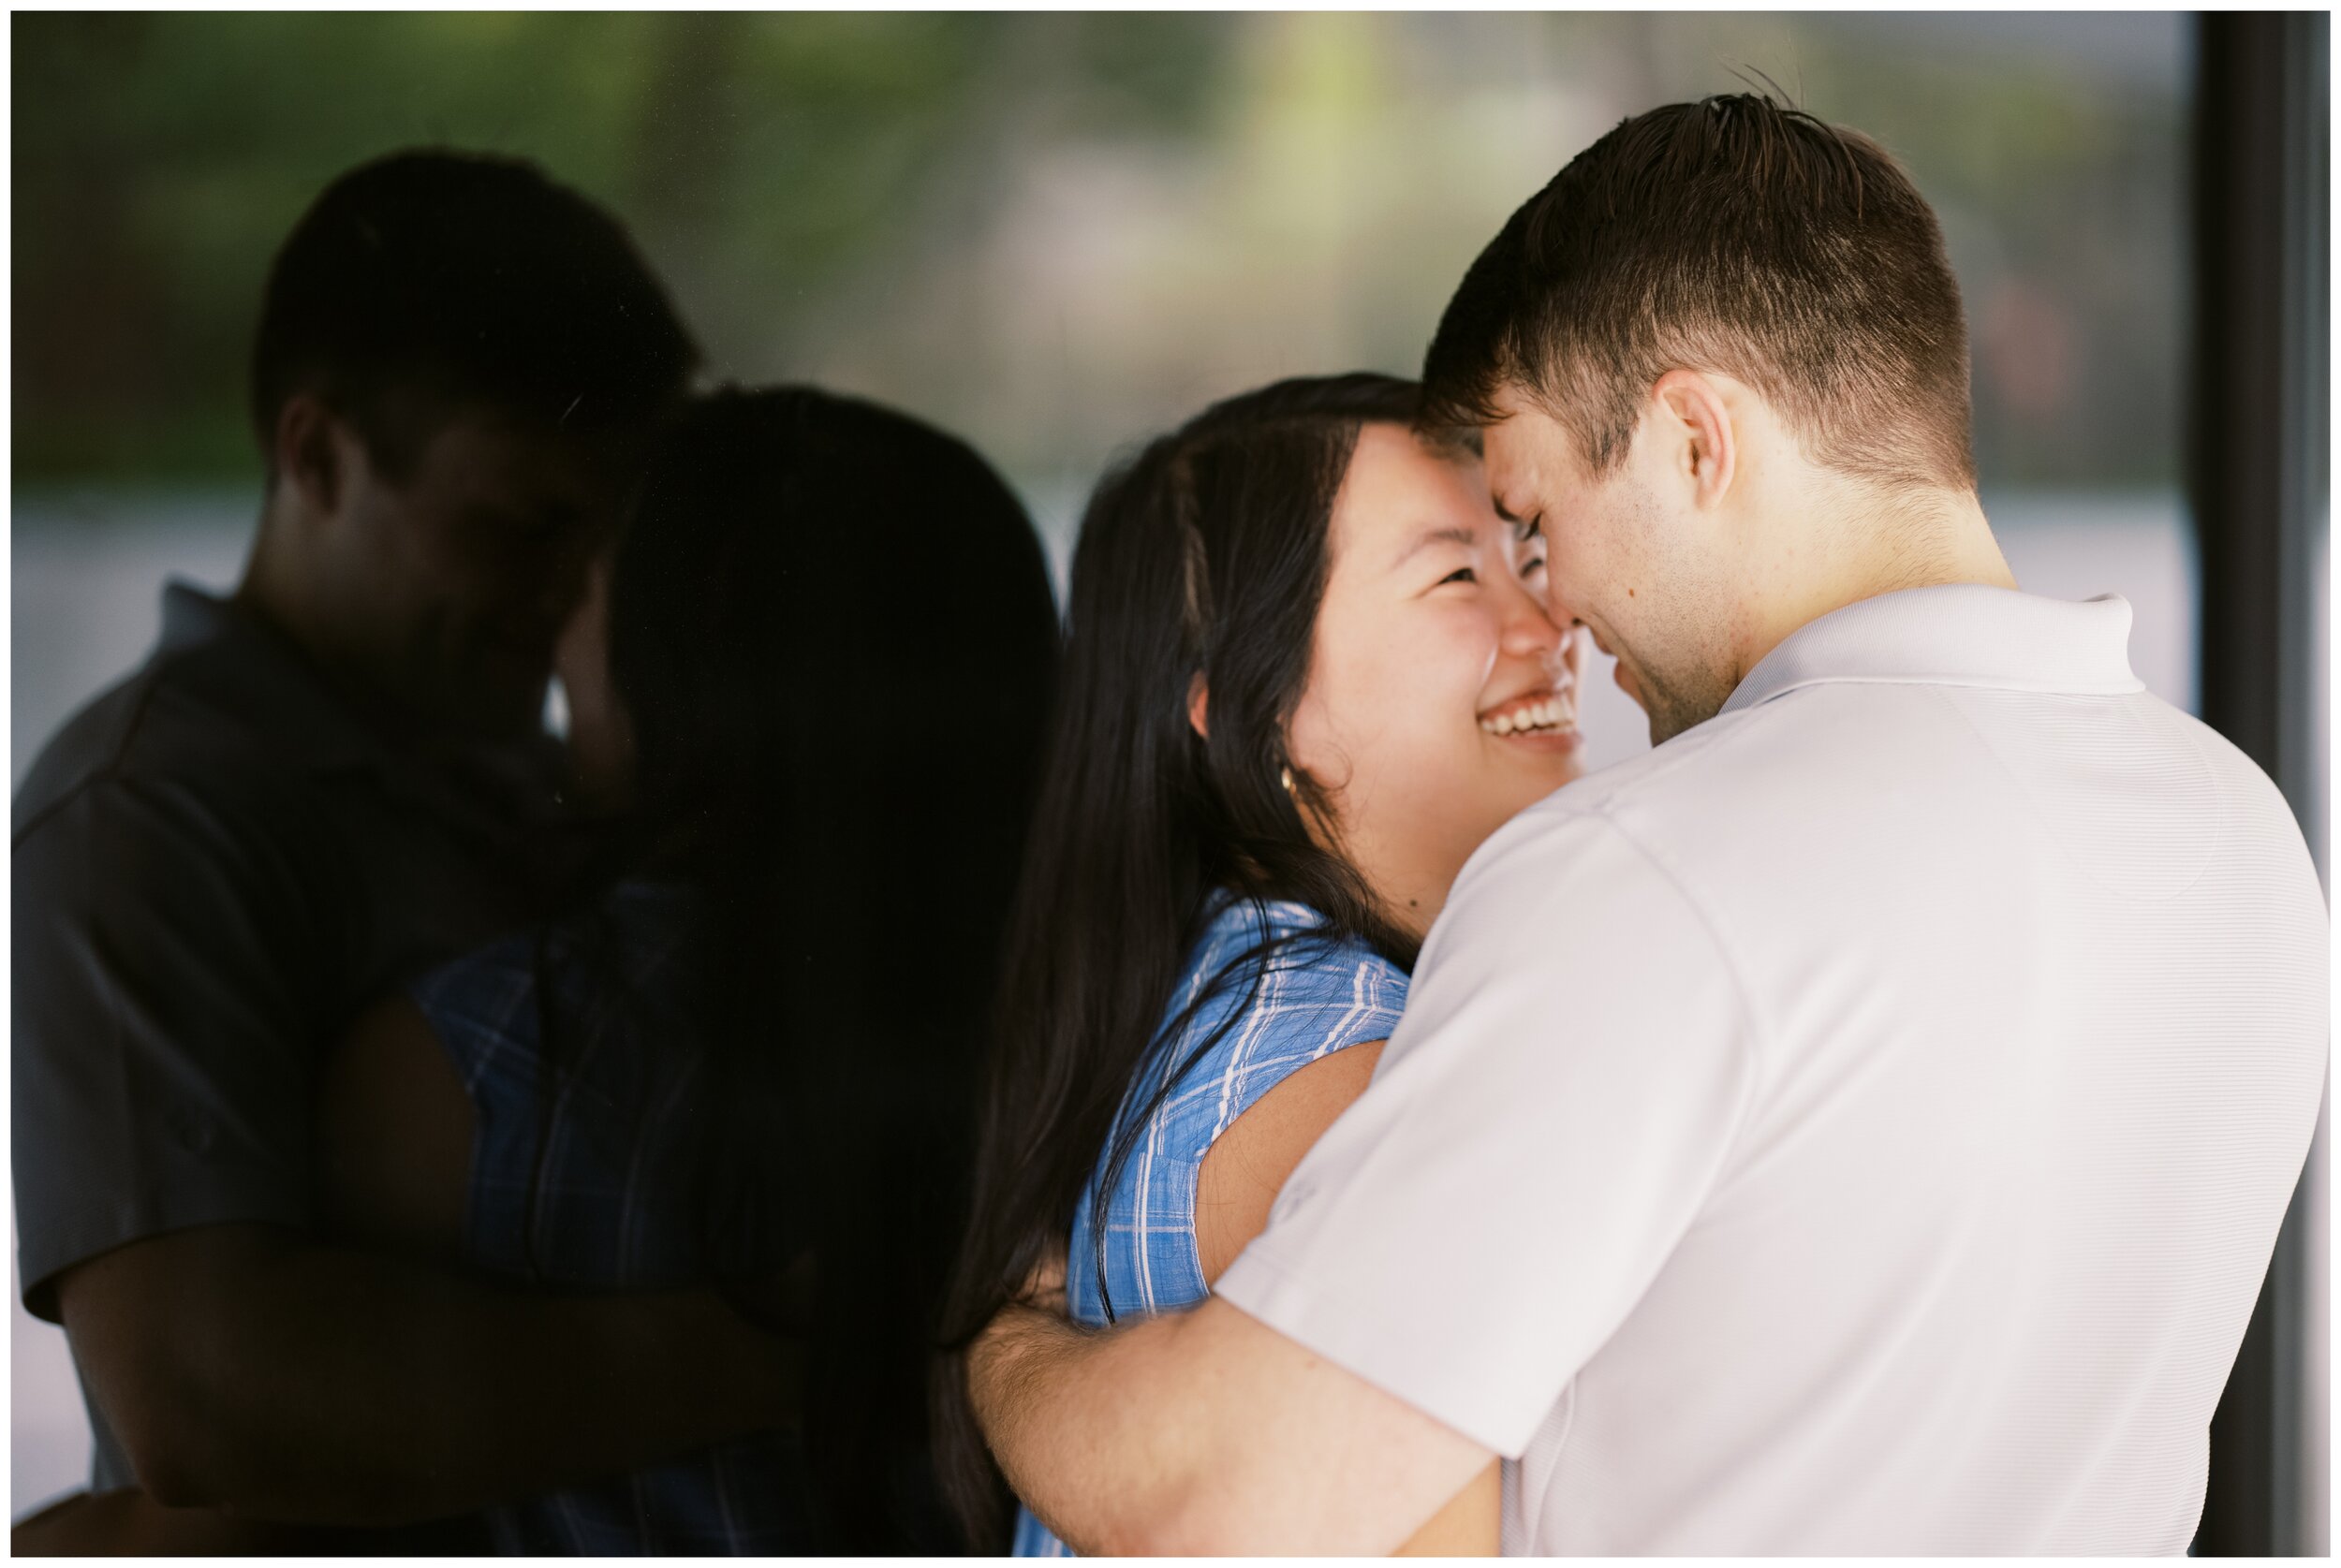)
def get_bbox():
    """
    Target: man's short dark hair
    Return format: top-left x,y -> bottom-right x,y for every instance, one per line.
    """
1423,94 -> 1975,491
250,148 -> 699,477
